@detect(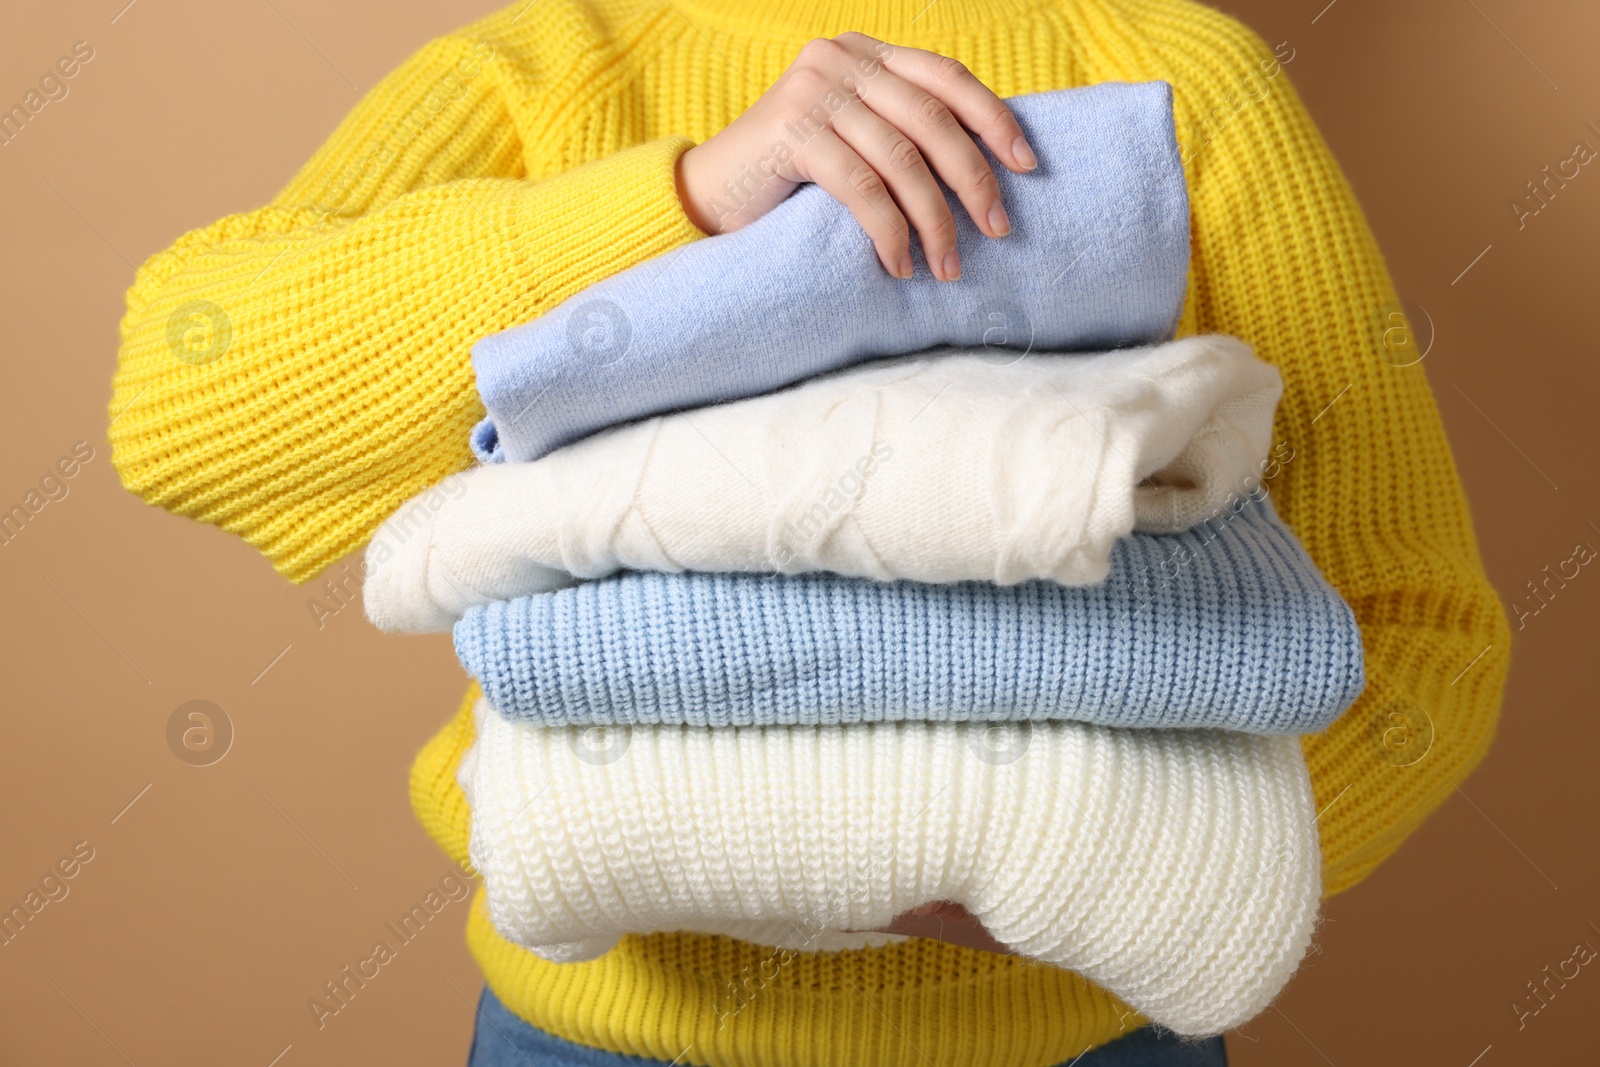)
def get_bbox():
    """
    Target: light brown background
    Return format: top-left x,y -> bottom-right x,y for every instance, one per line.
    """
1,0 -> 1596,1064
